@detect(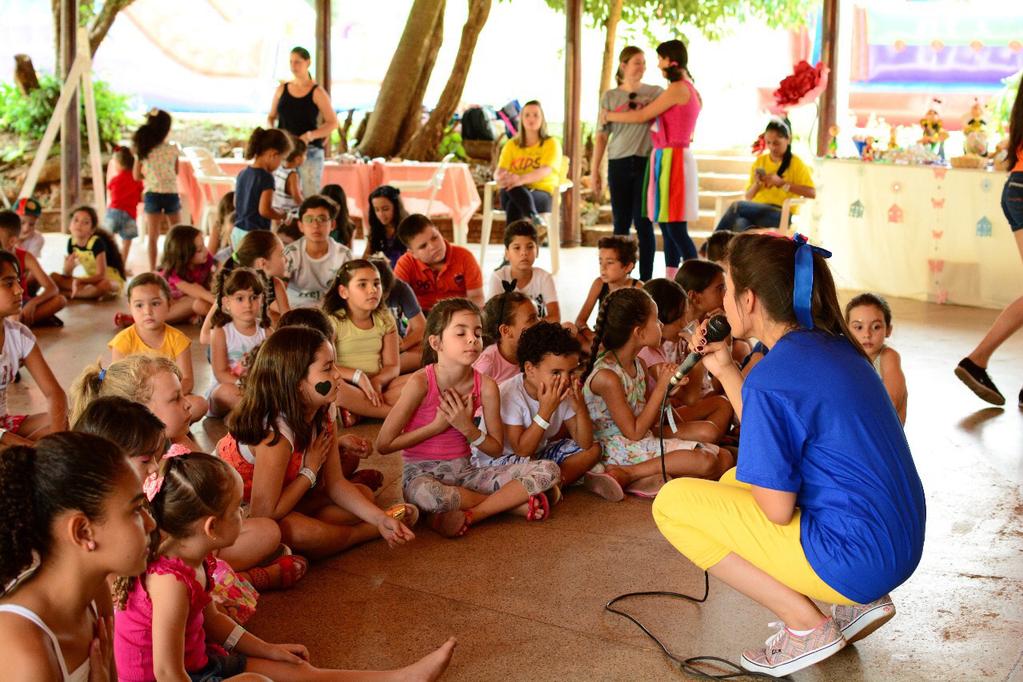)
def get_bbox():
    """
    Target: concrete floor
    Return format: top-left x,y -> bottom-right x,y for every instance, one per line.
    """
10,235 -> 1023,681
